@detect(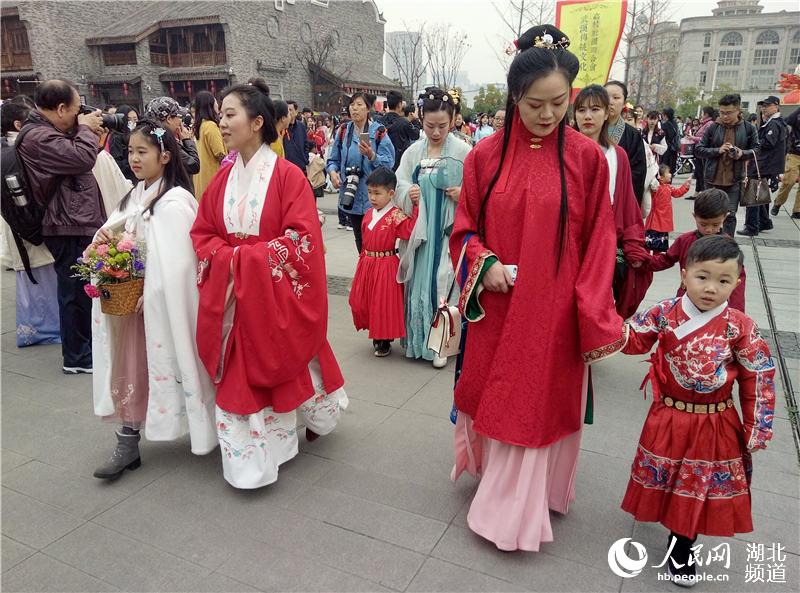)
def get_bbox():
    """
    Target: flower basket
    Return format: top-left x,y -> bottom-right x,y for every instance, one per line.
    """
99,278 -> 144,316
73,231 -> 146,316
